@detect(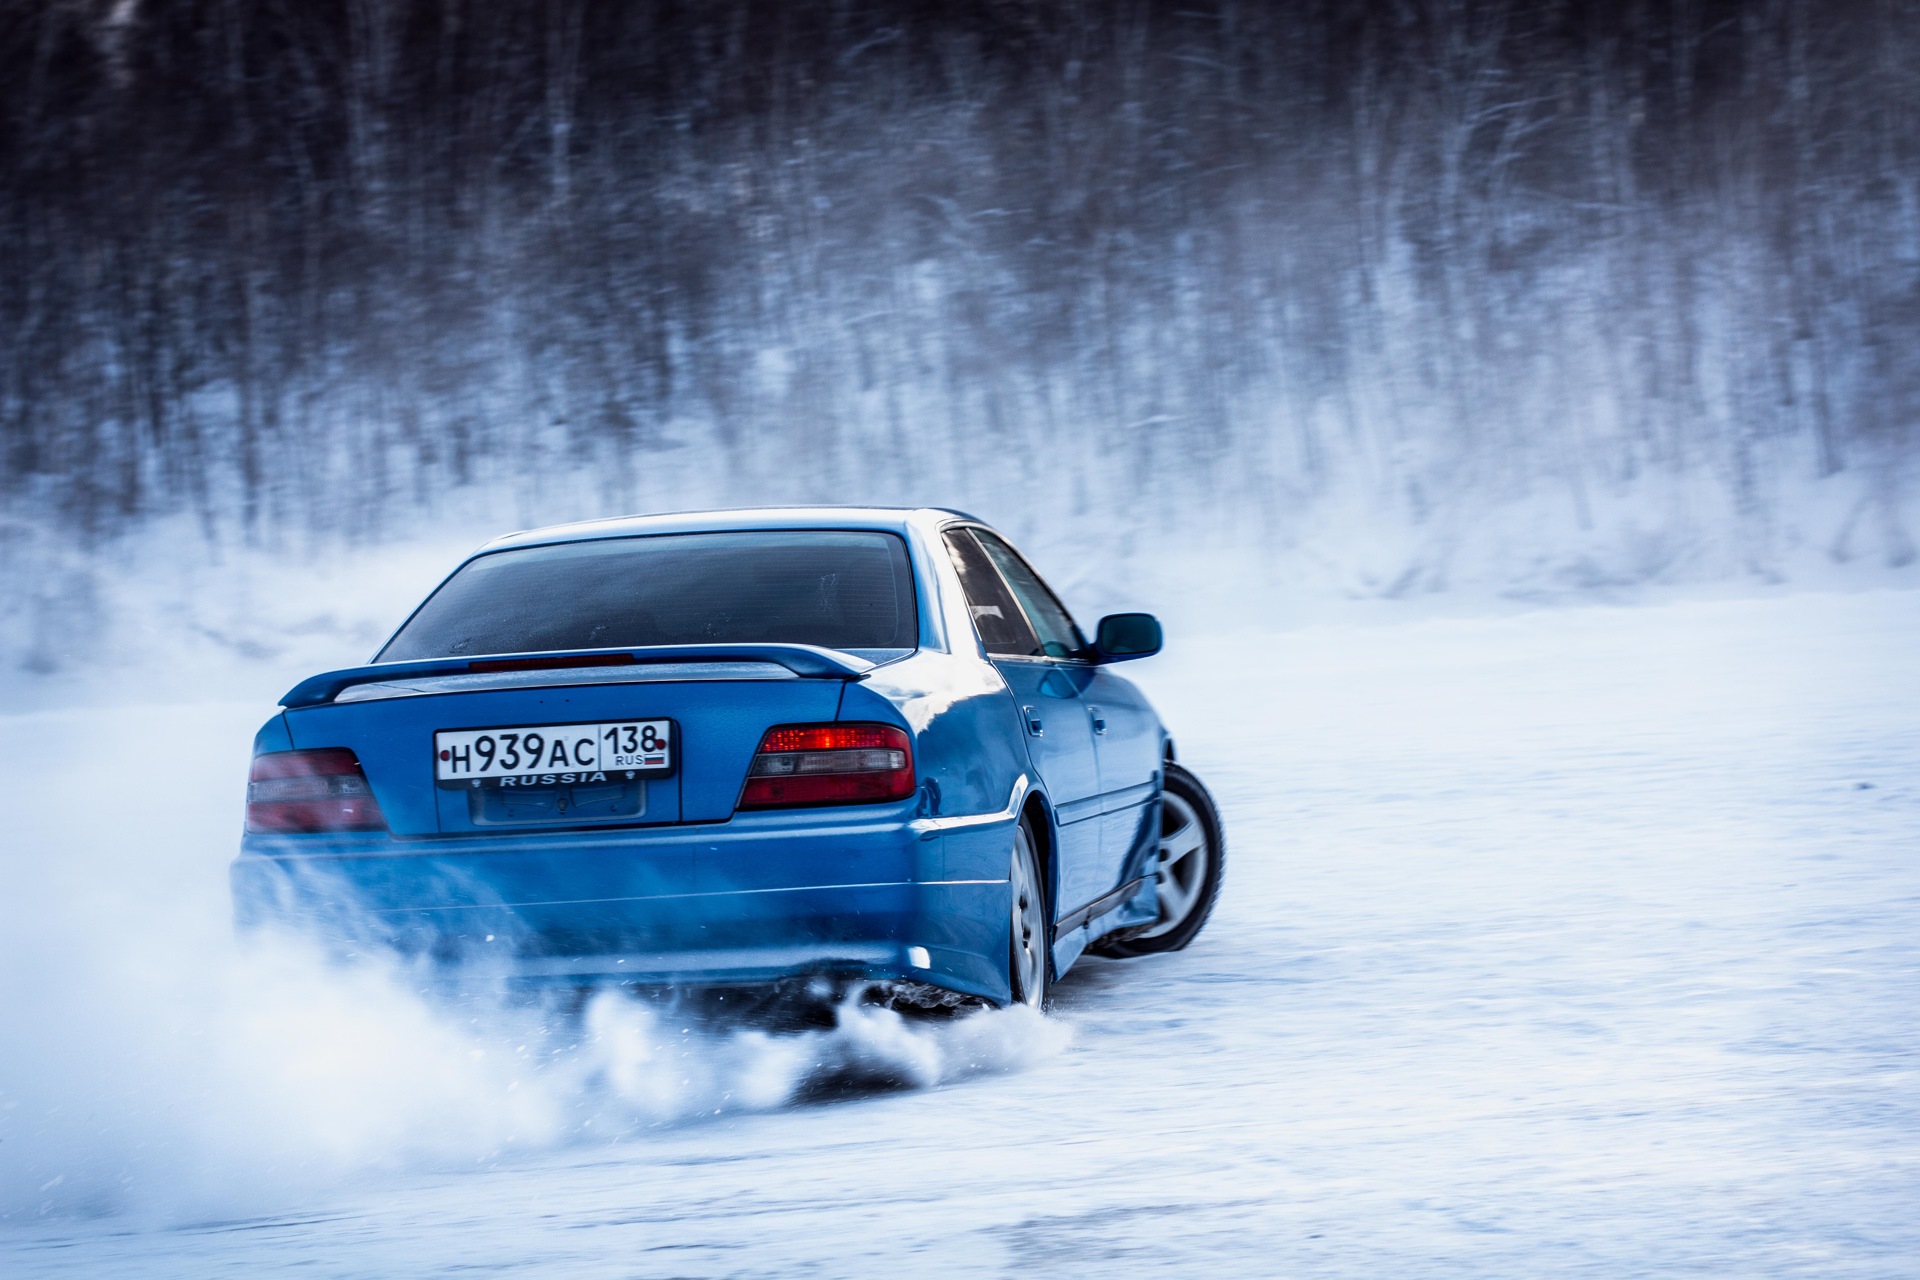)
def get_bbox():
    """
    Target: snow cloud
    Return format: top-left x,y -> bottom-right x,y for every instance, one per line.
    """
0,705 -> 1066,1224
